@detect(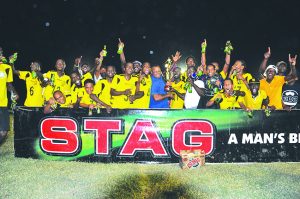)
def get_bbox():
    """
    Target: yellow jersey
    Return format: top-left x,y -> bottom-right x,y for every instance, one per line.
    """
71,84 -> 84,105
43,71 -> 71,101
93,79 -> 113,107
211,91 -> 244,109
230,73 -> 253,92
57,95 -> 72,108
81,72 -> 93,85
180,71 -> 188,82
260,76 -> 285,109
110,74 -> 138,109
244,89 -> 268,110
19,71 -> 44,107
0,64 -> 13,107
132,75 -> 152,109
220,70 -> 227,79
79,88 -> 96,106
170,80 -> 186,109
